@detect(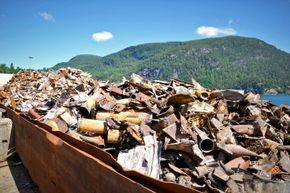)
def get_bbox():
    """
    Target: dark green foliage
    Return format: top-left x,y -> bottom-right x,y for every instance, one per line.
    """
53,36 -> 290,94
0,63 -> 21,74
